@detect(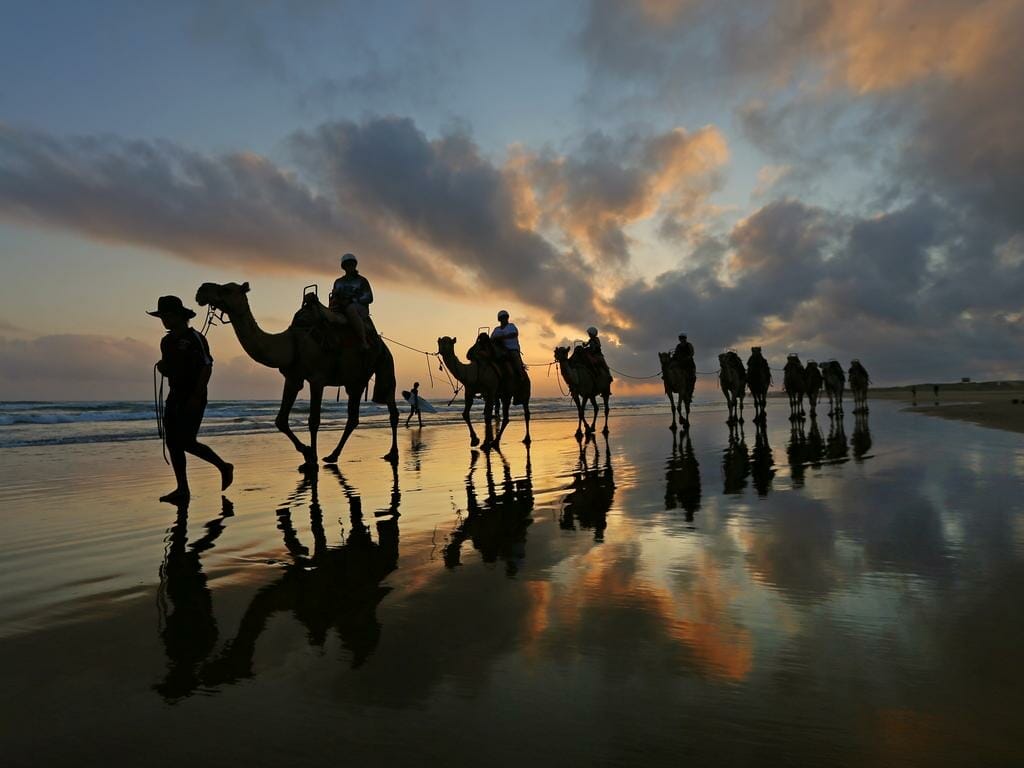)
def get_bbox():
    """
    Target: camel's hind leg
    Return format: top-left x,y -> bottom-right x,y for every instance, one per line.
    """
573,393 -> 585,439
481,395 -> 496,450
586,396 -> 599,435
383,397 -> 399,463
323,389 -> 360,464
462,392 -> 480,447
306,384 -> 324,469
522,400 -> 532,445
276,377 -> 313,465
494,396 -> 511,446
